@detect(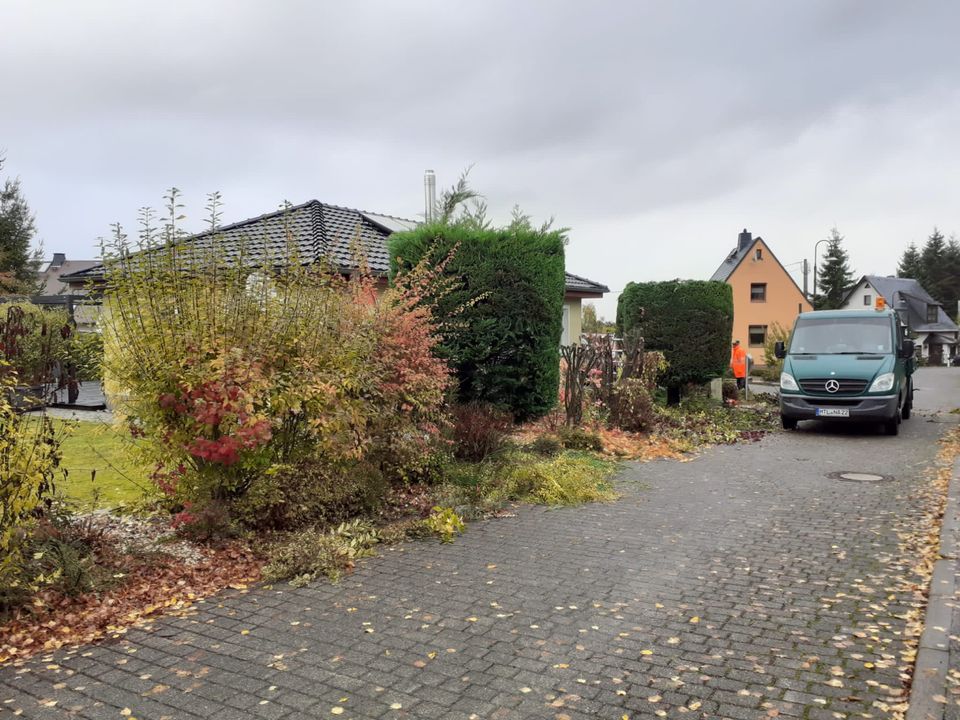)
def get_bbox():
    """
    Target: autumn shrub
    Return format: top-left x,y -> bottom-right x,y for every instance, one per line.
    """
0,303 -> 70,387
19,521 -> 103,598
1,306 -> 68,607
0,303 -> 97,404
263,519 -> 385,585
556,426 -> 603,452
232,460 -> 387,532
451,402 -> 512,461
172,500 -> 236,542
263,528 -> 361,585
526,435 -> 563,456
419,506 -> 465,543
481,451 -> 617,506
575,333 -> 666,433
71,332 -> 104,382
100,192 -> 452,532
0,364 -> 64,610
610,378 -> 657,432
